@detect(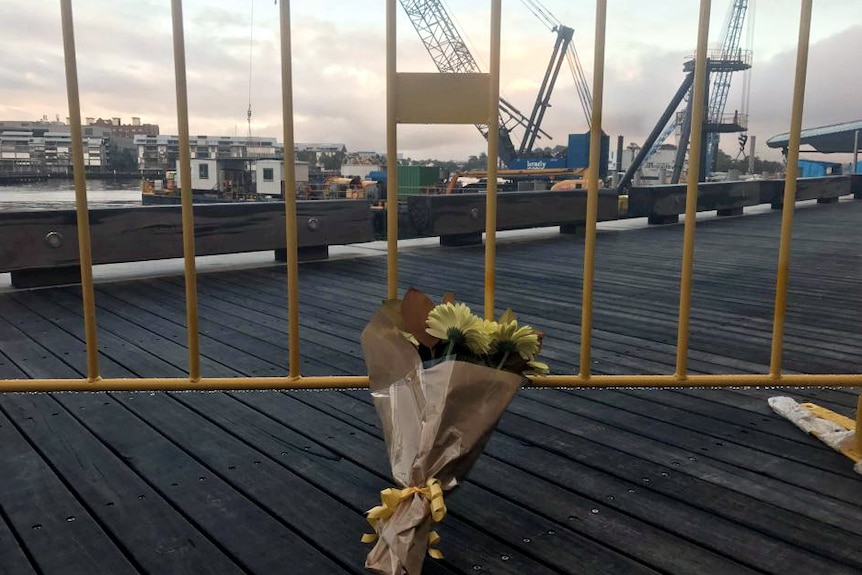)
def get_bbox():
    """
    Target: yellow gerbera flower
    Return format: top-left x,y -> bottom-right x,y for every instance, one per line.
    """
494,320 -> 540,360
482,319 -> 501,341
426,303 -> 491,355
527,359 -> 550,375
